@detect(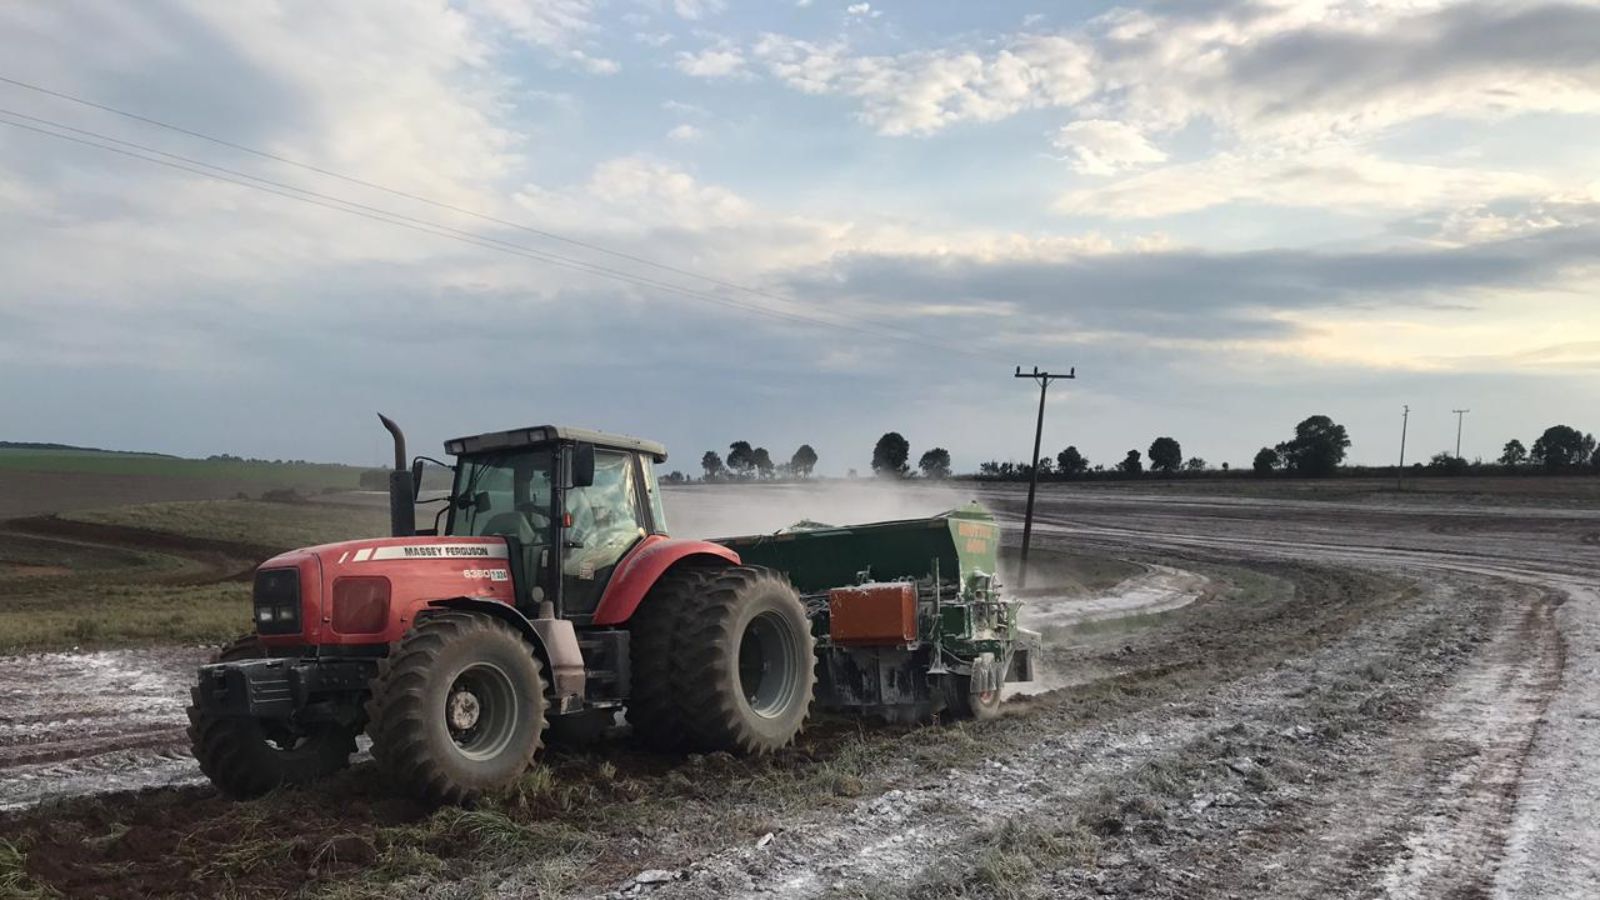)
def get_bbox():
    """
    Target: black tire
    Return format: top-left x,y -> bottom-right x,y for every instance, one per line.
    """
627,566 -> 715,750
365,612 -> 548,806
943,674 -> 1003,722
186,635 -> 357,799
674,566 -> 815,754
